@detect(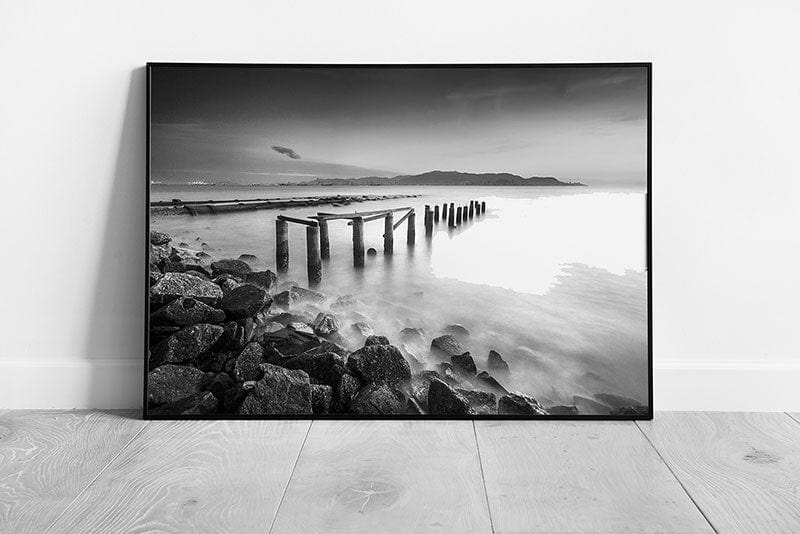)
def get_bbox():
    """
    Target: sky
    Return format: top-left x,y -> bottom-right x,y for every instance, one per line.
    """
150,65 -> 648,186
